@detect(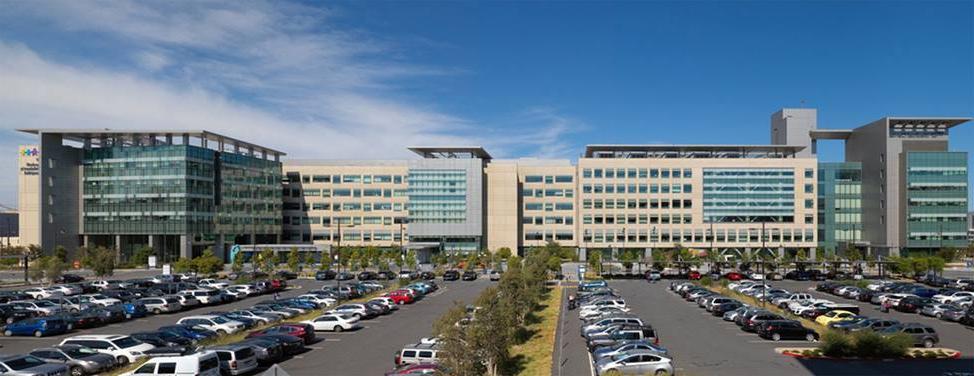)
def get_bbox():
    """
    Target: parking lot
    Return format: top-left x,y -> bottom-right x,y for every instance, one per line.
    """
555,279 -> 974,376
0,276 -> 490,375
